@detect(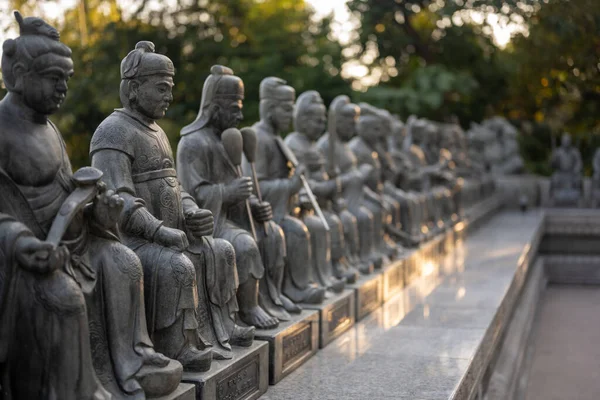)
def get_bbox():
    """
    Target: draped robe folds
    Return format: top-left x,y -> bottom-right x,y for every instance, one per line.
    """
91,109 -> 238,354
316,133 -> 376,265
243,120 -> 317,302
0,117 -> 155,399
176,126 -> 287,318
284,132 -> 350,287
